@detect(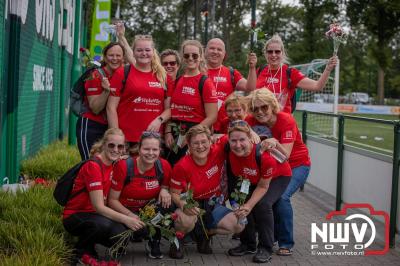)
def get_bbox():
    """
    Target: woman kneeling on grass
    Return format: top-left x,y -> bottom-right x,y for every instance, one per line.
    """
225,120 -> 292,263
62,128 -> 137,265
169,125 -> 244,256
